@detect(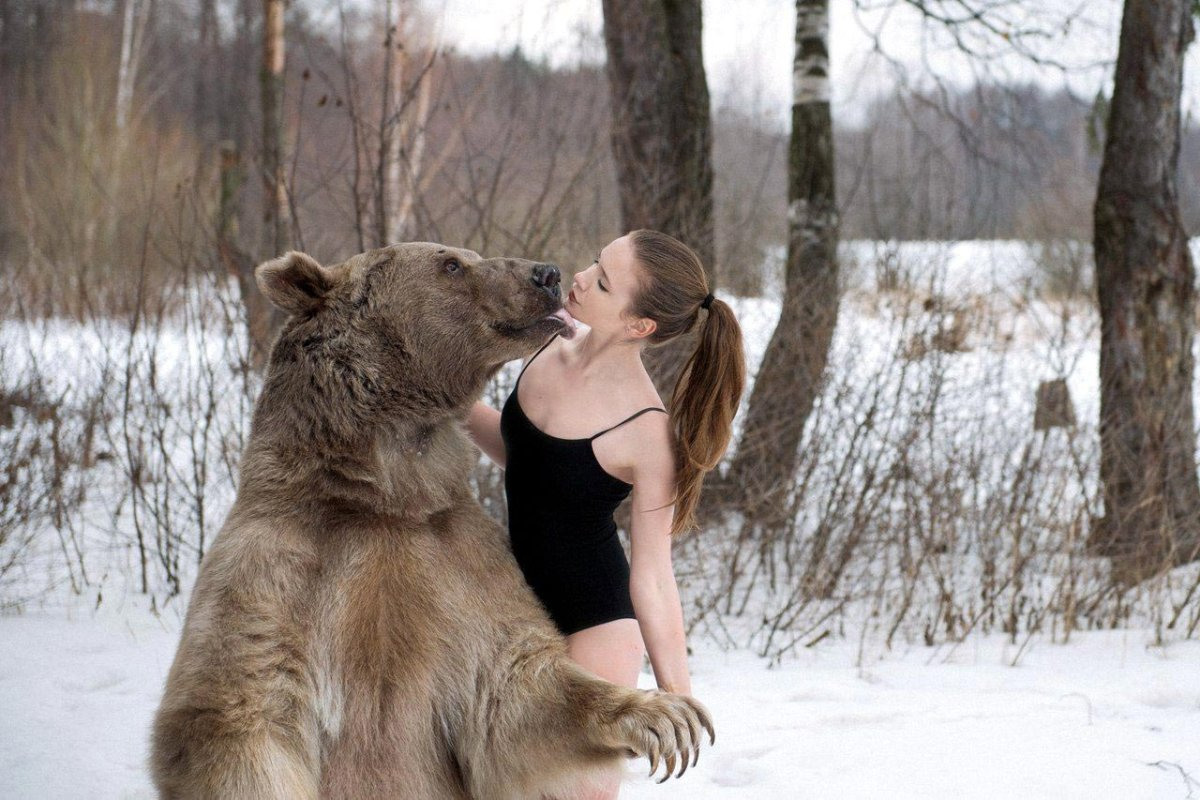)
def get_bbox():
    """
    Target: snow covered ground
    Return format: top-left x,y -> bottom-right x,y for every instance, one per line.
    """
4,240 -> 1200,798
1,597 -> 1197,799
